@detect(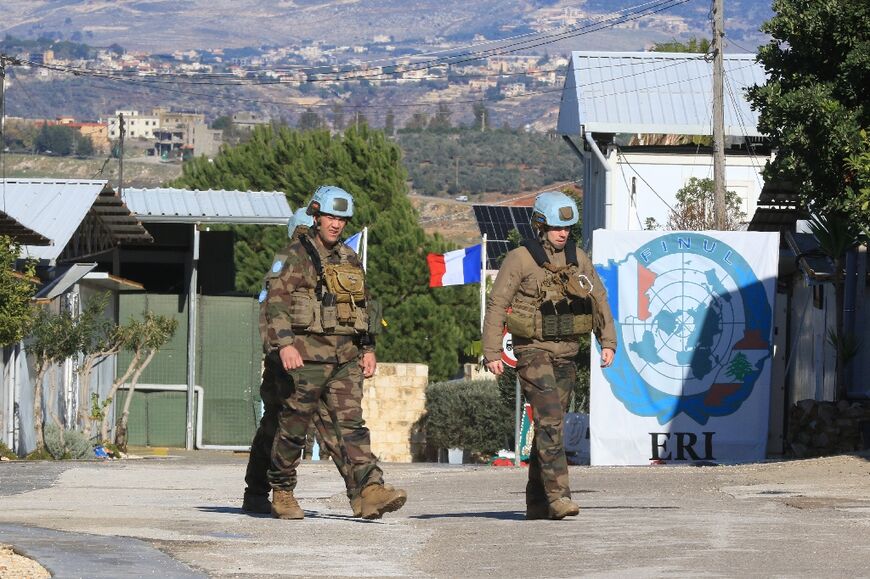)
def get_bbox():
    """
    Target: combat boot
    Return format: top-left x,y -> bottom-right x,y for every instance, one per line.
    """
359,483 -> 407,519
548,497 -> 580,520
242,492 -> 272,514
349,484 -> 399,517
271,489 -> 304,520
525,503 -> 550,520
